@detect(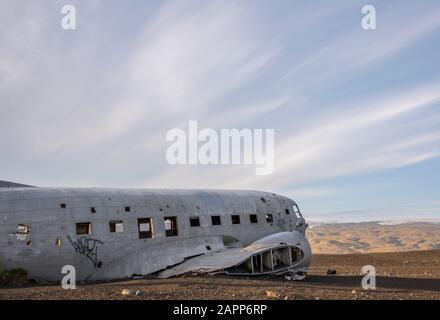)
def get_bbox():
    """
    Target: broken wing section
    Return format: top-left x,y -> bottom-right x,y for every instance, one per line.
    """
157,231 -> 312,278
